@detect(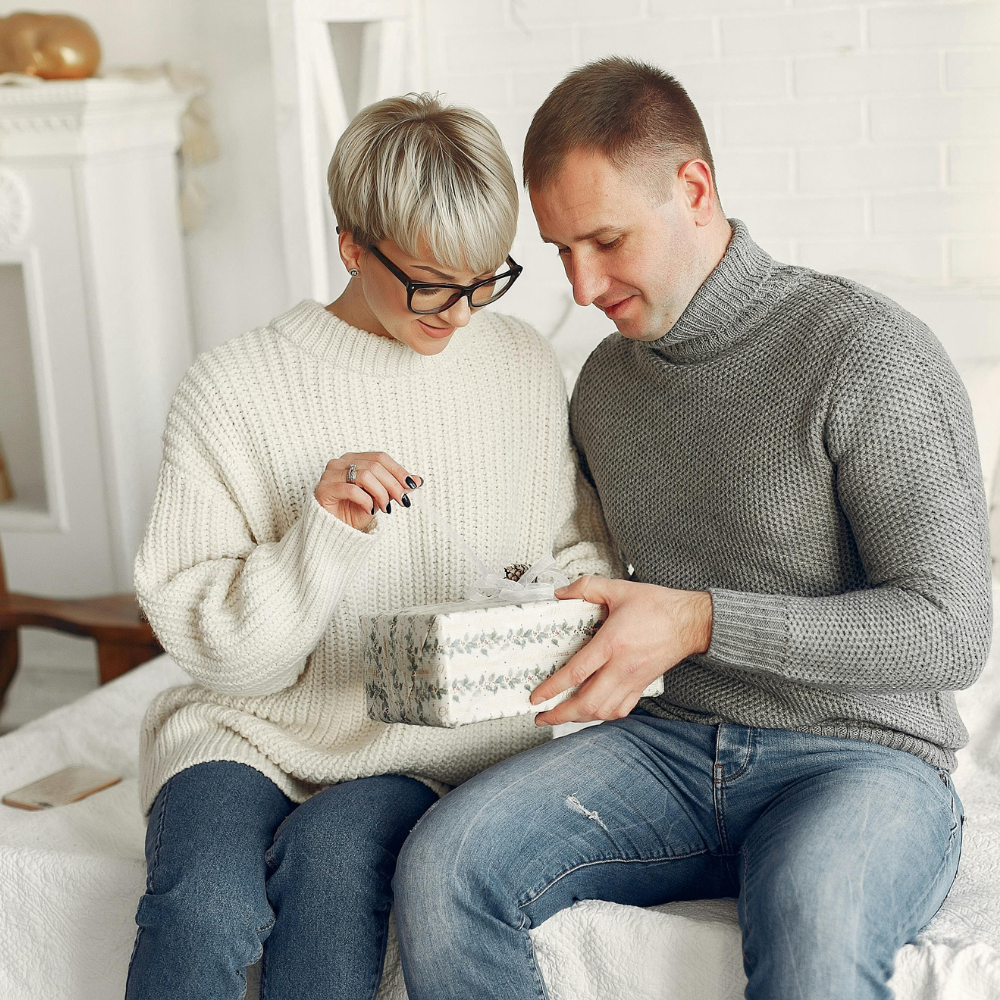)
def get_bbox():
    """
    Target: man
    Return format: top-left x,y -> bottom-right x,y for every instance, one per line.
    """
394,57 -> 992,1000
